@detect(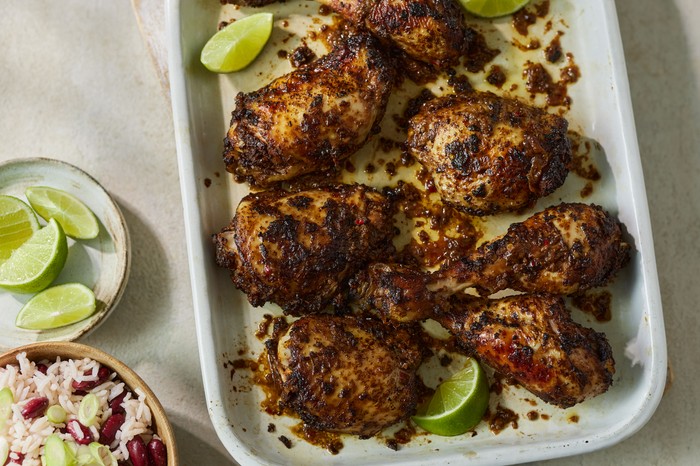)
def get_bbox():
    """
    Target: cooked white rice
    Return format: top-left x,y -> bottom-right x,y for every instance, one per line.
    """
0,352 -> 156,465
